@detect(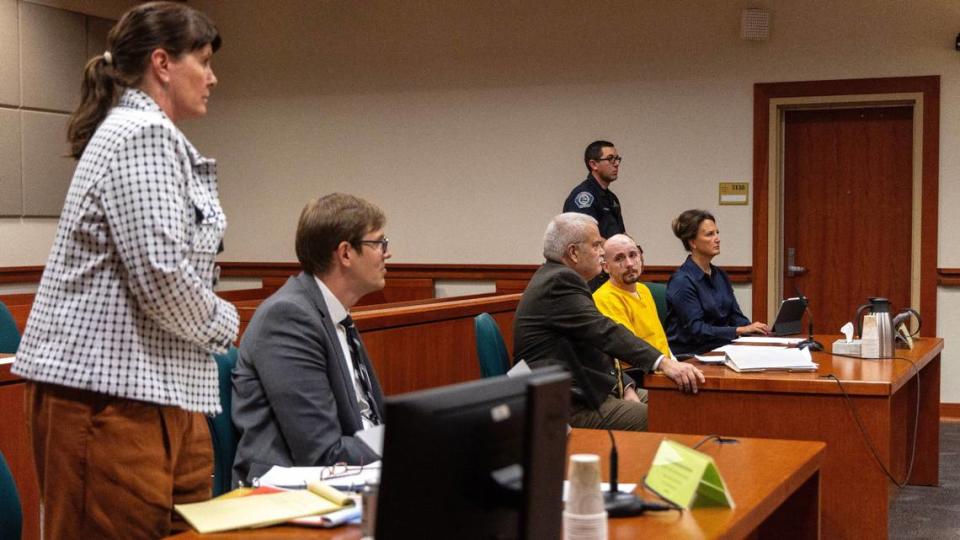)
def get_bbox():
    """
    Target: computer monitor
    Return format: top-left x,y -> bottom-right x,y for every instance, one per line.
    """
376,367 -> 571,540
